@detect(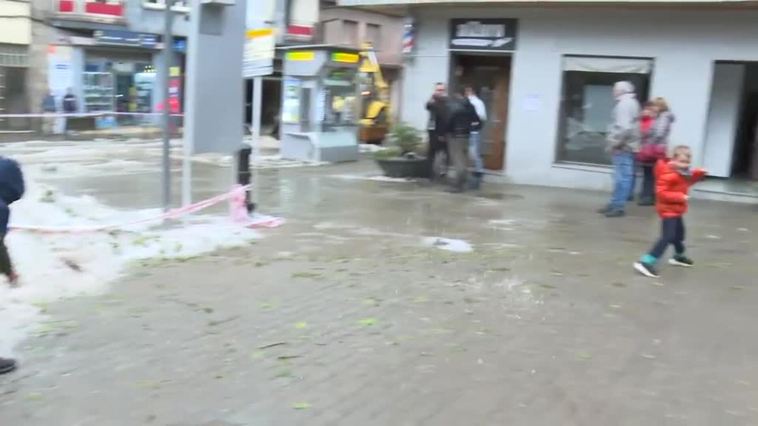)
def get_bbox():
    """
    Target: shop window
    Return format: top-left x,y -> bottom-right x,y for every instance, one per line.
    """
556,56 -> 652,165
143,0 -> 189,12
343,20 -> 358,47
322,68 -> 357,132
365,23 -> 381,48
